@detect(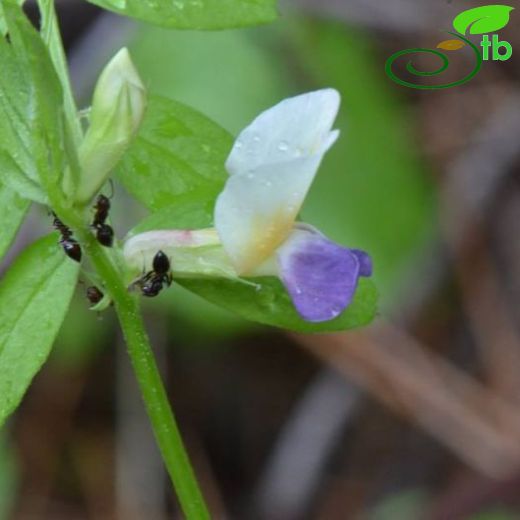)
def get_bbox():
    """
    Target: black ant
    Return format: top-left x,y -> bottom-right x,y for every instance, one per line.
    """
91,194 -> 114,247
86,286 -> 104,305
133,251 -> 173,297
52,214 -> 82,262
